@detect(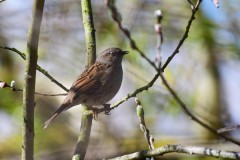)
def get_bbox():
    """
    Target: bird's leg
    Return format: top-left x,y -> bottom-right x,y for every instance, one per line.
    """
102,104 -> 111,115
89,106 -> 100,120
